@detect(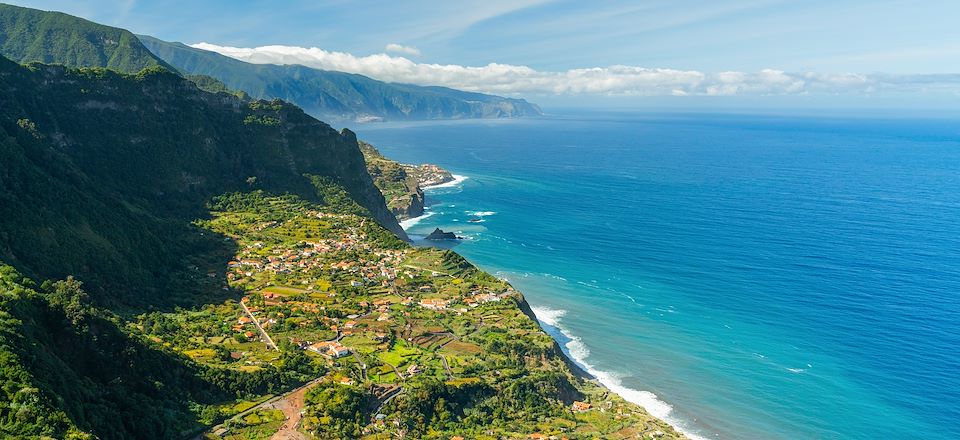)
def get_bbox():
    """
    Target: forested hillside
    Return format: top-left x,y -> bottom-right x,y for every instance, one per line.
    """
0,55 -> 403,307
0,3 -> 171,72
